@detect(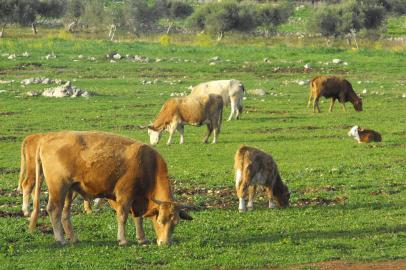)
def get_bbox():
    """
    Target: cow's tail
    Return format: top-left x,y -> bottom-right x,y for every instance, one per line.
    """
17,139 -> 27,192
234,146 -> 250,197
217,98 -> 223,134
308,78 -> 316,107
29,145 -> 43,232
